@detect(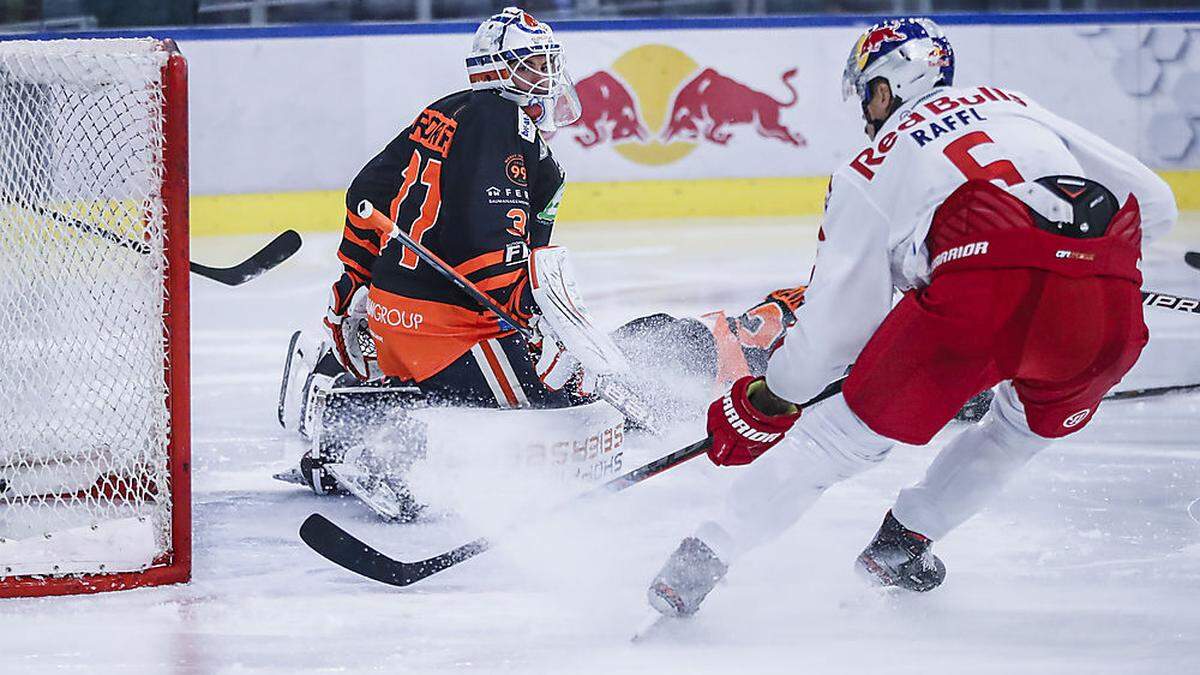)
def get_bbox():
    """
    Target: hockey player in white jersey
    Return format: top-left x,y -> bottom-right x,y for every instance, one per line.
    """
646,17 -> 1177,616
